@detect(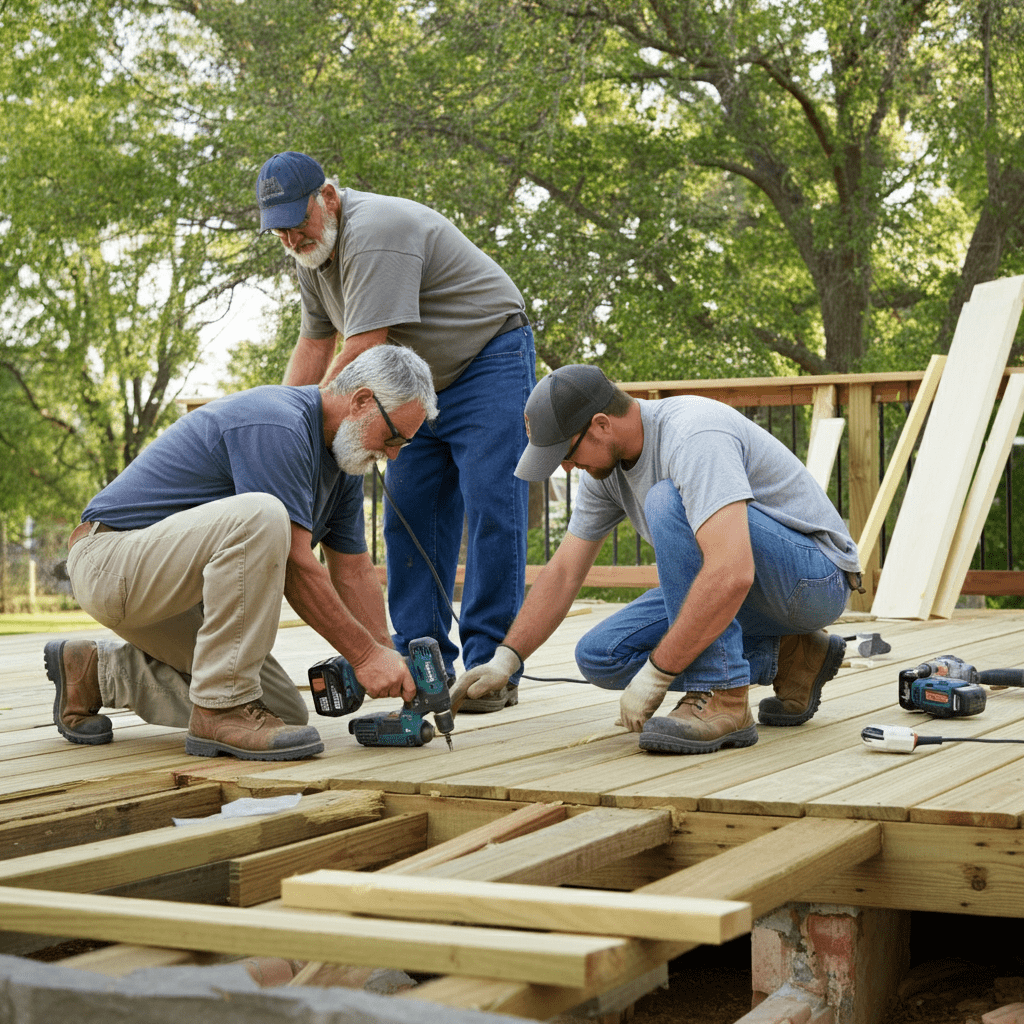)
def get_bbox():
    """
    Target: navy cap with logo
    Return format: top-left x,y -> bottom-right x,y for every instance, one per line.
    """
514,365 -> 617,481
256,152 -> 326,233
